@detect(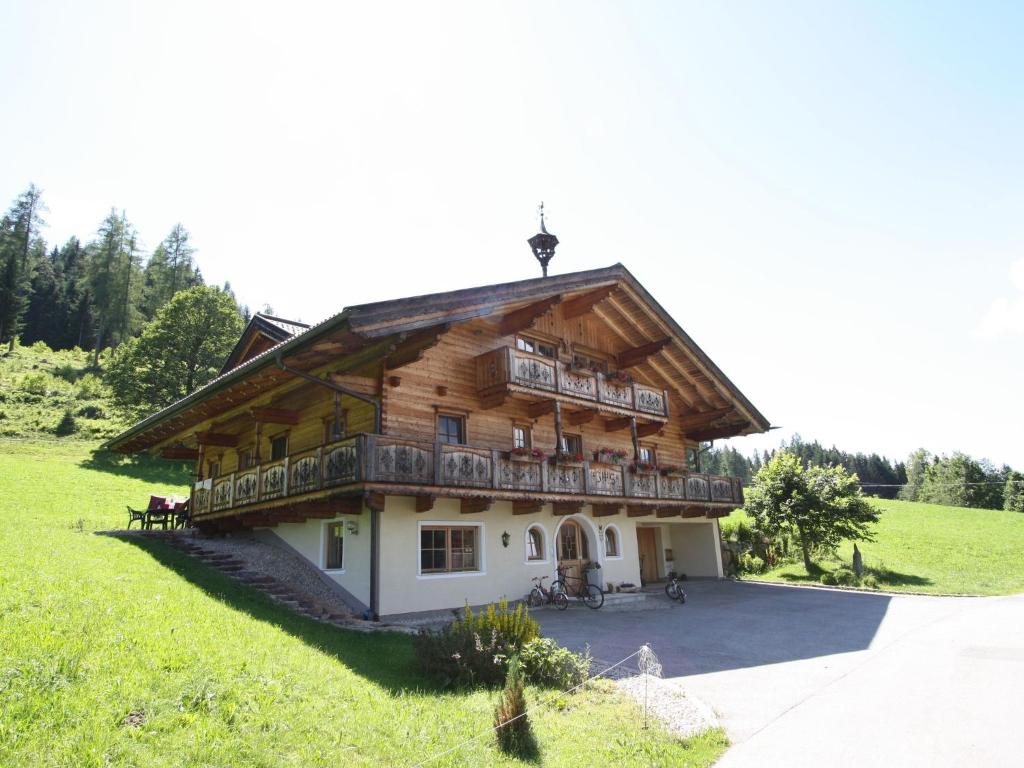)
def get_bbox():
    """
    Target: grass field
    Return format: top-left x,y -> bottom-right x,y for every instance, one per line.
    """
730,499 -> 1024,595
0,439 -> 726,767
